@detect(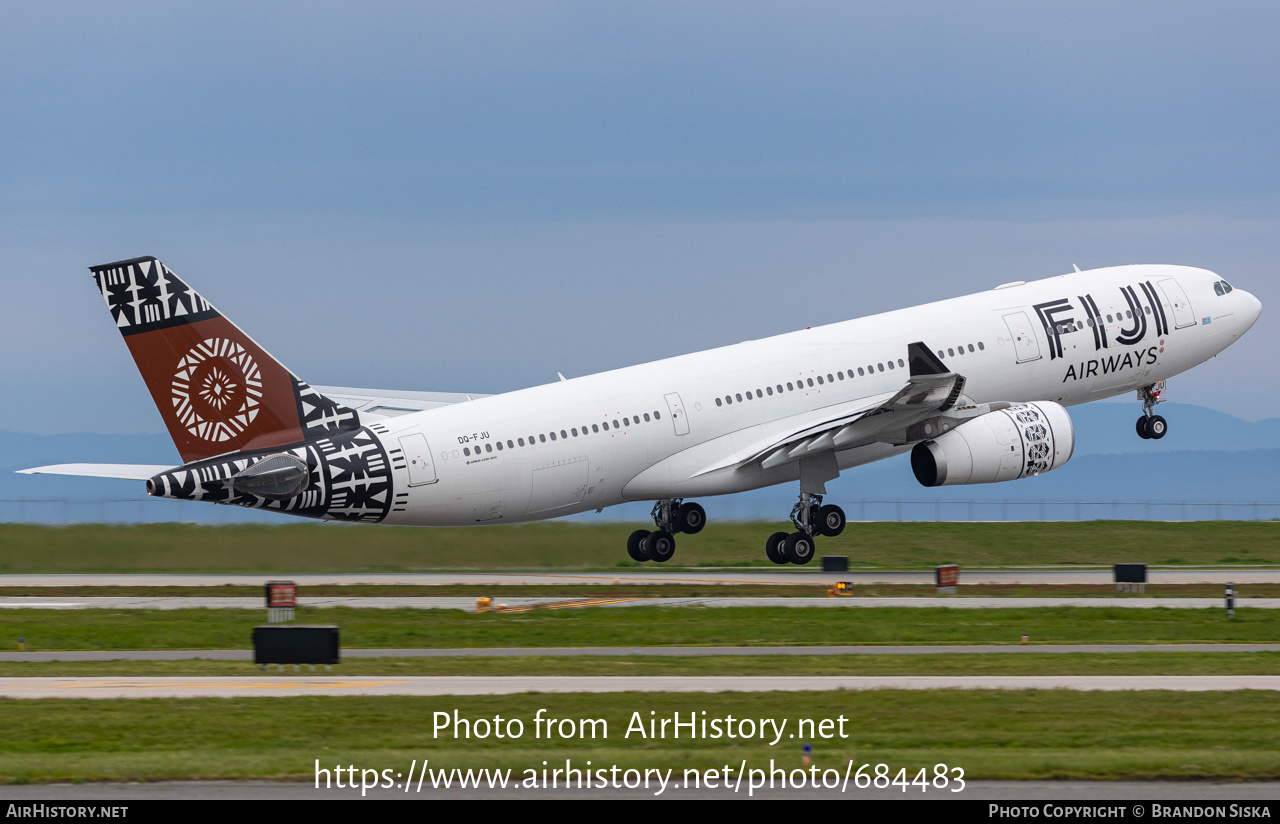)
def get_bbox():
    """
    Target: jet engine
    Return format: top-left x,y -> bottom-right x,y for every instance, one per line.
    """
911,402 -> 1074,487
